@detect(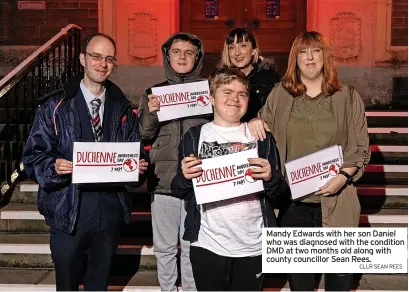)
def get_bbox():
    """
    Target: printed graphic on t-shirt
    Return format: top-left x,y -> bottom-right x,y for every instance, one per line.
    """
199,141 -> 257,159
